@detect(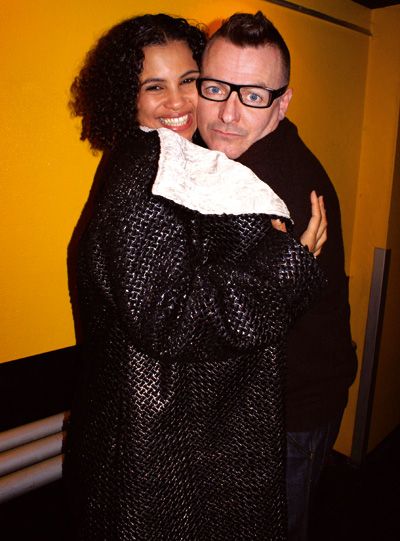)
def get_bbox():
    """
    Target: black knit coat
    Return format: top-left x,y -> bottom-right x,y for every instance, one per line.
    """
64,129 -> 325,540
